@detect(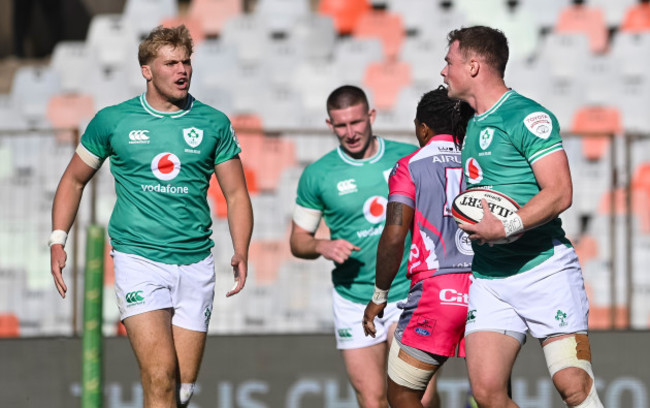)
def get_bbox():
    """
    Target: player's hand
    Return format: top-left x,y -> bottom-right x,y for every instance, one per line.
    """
458,199 -> 503,246
50,245 -> 68,298
226,253 -> 248,297
317,239 -> 360,264
362,301 -> 386,338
